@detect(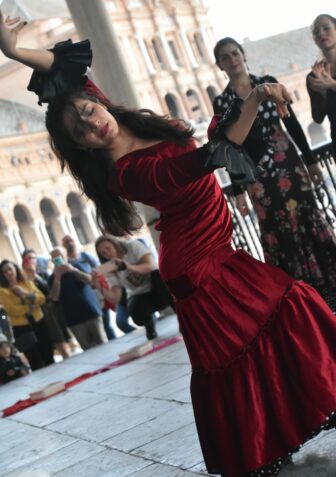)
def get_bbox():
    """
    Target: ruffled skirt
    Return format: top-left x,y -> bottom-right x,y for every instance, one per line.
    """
167,247 -> 336,476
